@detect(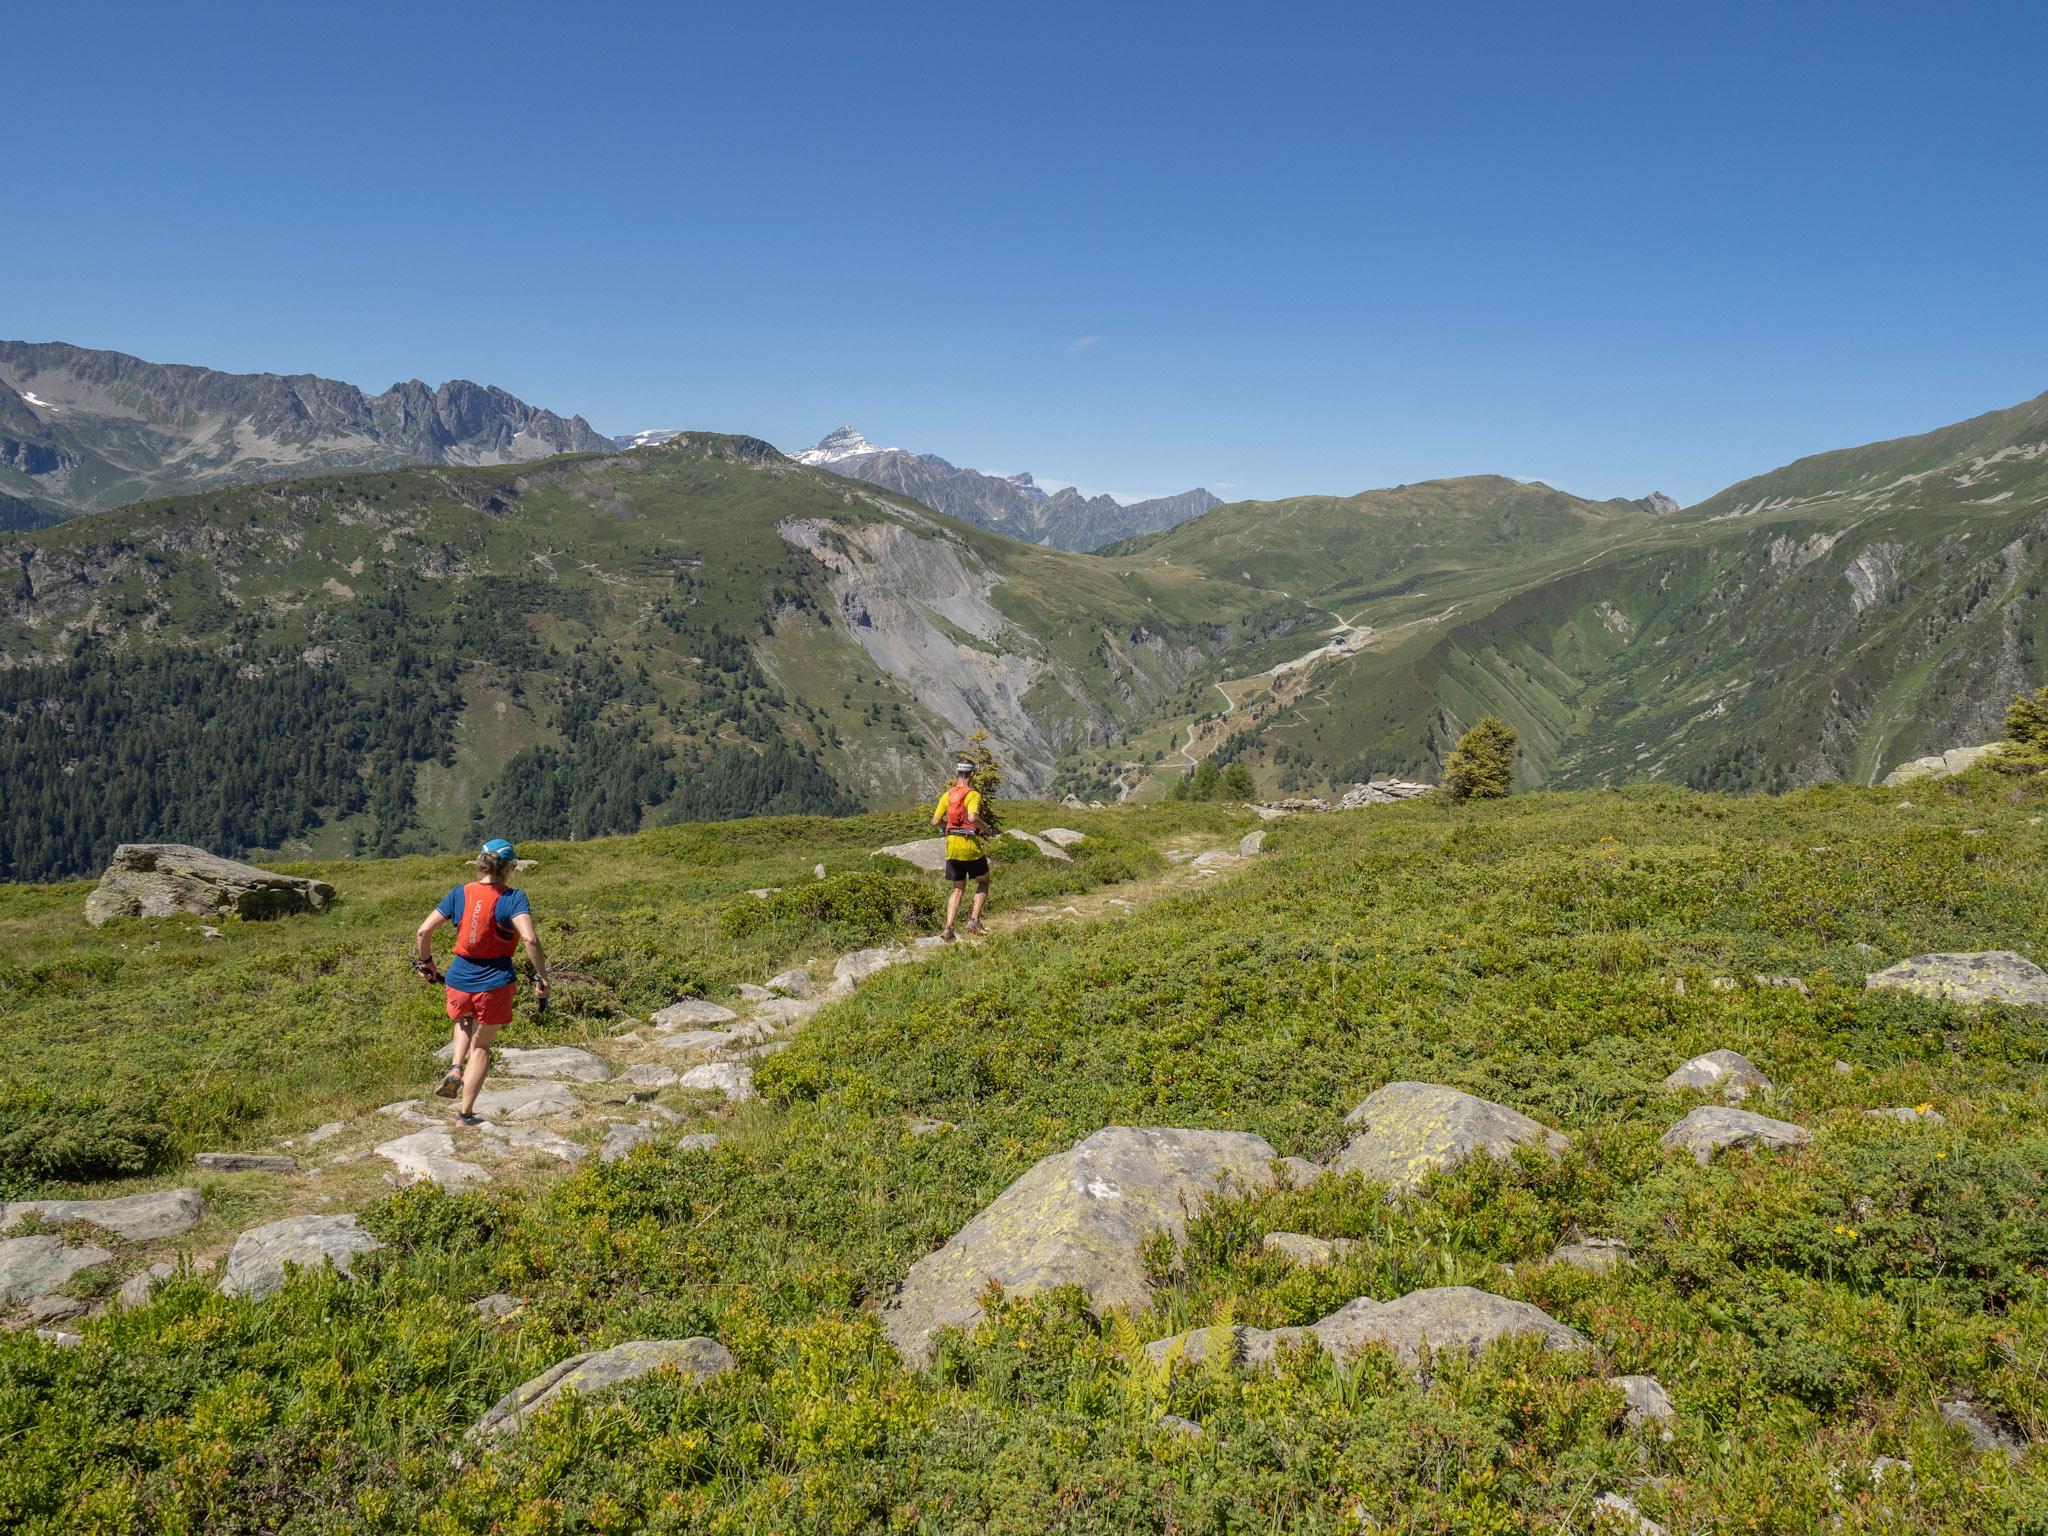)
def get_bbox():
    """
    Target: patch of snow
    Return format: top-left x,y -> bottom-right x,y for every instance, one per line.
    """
789,426 -> 897,465
20,390 -> 57,410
